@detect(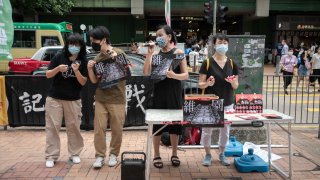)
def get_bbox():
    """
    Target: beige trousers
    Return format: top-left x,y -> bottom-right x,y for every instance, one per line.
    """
94,101 -> 125,158
45,97 -> 84,161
